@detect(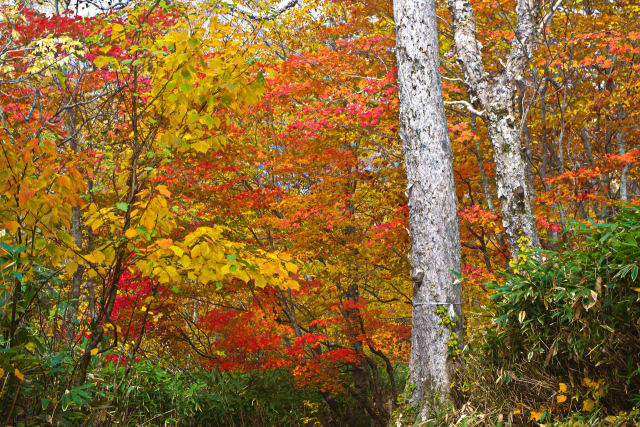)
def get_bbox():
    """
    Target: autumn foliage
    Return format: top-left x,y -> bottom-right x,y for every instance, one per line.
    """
0,0 -> 639,425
